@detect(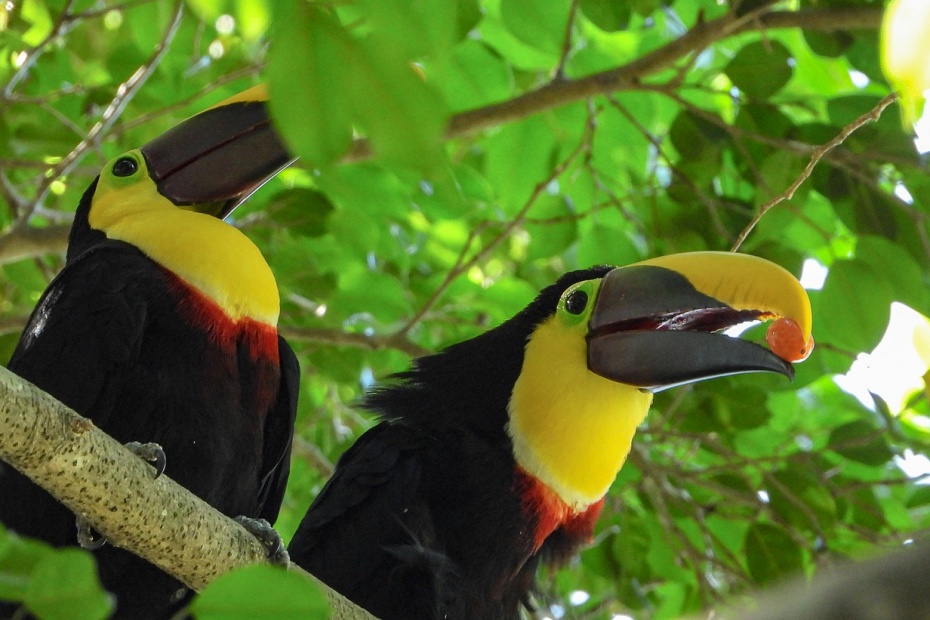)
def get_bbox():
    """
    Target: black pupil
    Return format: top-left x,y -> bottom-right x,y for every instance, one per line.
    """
112,157 -> 138,177
565,289 -> 588,315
